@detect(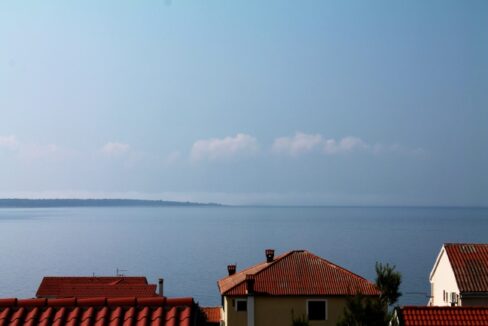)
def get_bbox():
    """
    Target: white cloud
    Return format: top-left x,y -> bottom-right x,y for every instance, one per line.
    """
323,136 -> 369,154
0,135 -> 19,150
0,135 -> 71,160
191,133 -> 258,161
272,133 -> 423,157
272,132 -> 323,156
101,142 -> 130,156
272,133 -> 369,156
